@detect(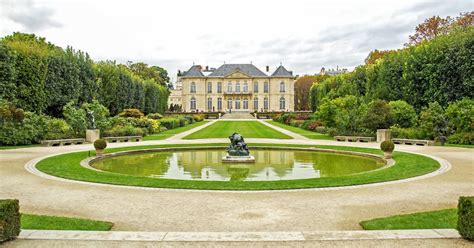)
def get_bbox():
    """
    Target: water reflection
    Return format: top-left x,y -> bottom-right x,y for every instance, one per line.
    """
91,149 -> 383,181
